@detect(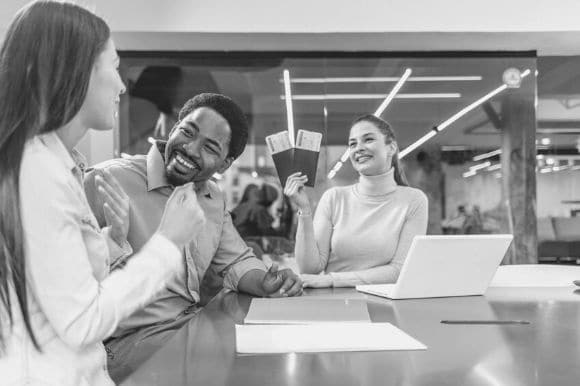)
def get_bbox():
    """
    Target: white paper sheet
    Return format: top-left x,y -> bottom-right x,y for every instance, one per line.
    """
244,298 -> 371,324
235,323 -> 427,354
